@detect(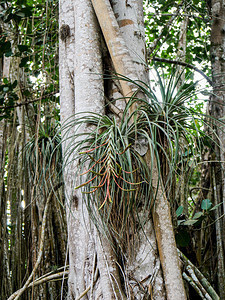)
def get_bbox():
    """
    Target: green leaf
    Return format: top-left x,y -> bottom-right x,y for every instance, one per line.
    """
176,206 -> 184,217
0,41 -> 11,56
12,80 -> 18,89
183,219 -> 198,226
201,199 -> 212,211
23,89 -> 31,97
5,51 -> 13,57
210,202 -> 223,211
20,7 -> 33,17
177,220 -> 185,226
193,212 -> 204,219
33,70 -> 40,78
15,11 -> 25,17
4,13 -> 14,22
